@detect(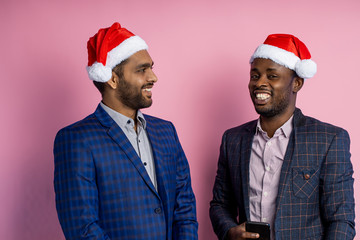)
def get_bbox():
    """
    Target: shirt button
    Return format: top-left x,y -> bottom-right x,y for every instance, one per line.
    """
154,207 -> 162,214
262,218 -> 267,222
263,192 -> 268,197
304,174 -> 310,180
143,162 -> 147,166
265,166 -> 270,171
267,141 -> 272,146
